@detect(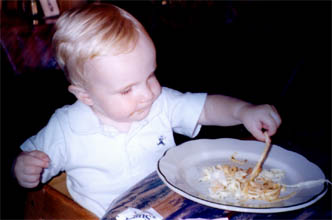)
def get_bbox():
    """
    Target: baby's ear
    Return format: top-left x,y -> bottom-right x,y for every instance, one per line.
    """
68,85 -> 93,106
